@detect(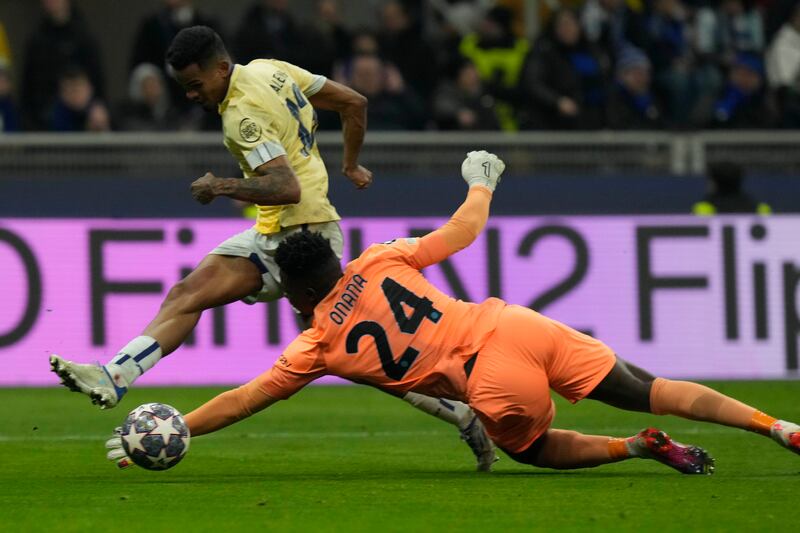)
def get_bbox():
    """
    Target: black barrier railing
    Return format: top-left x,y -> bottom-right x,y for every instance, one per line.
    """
3,131 -> 800,178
